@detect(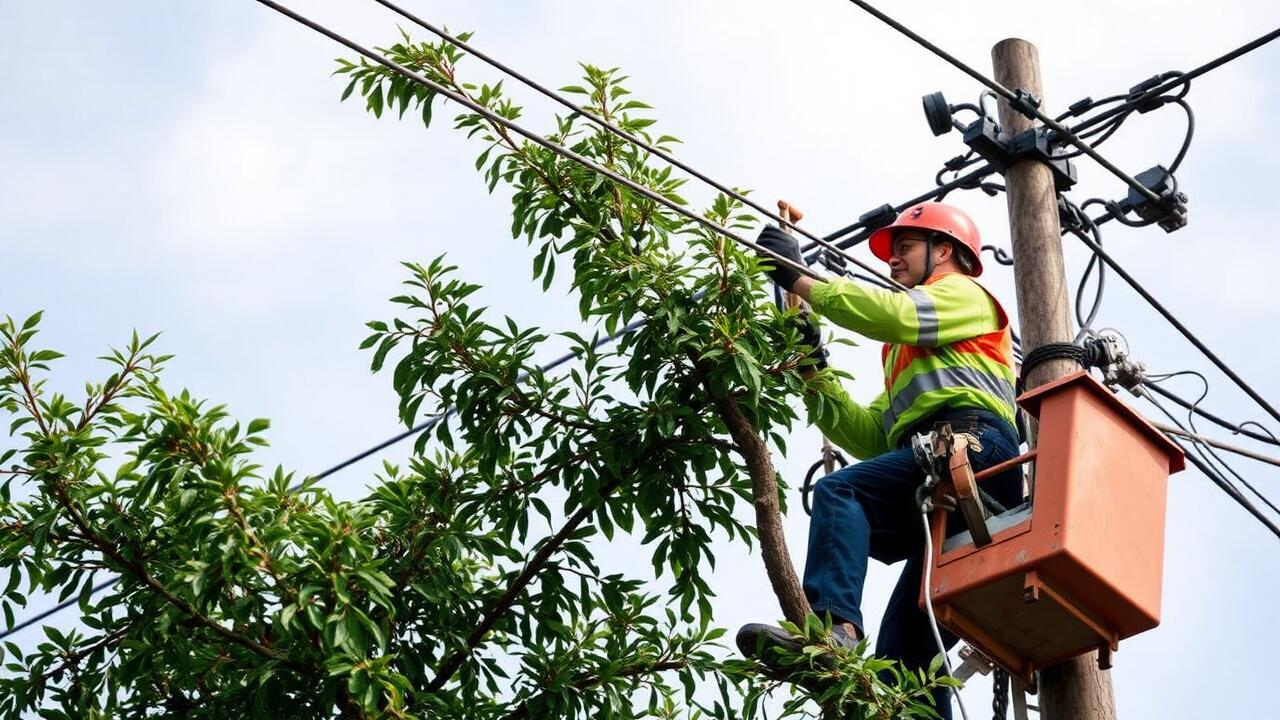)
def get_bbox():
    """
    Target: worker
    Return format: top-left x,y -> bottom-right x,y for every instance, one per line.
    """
737,202 -> 1025,718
